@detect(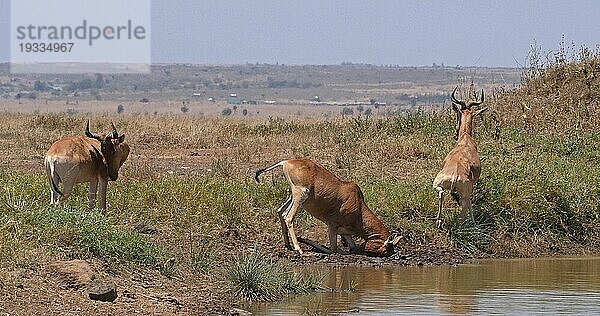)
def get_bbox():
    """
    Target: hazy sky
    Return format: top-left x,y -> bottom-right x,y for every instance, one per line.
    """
1,0 -> 600,67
